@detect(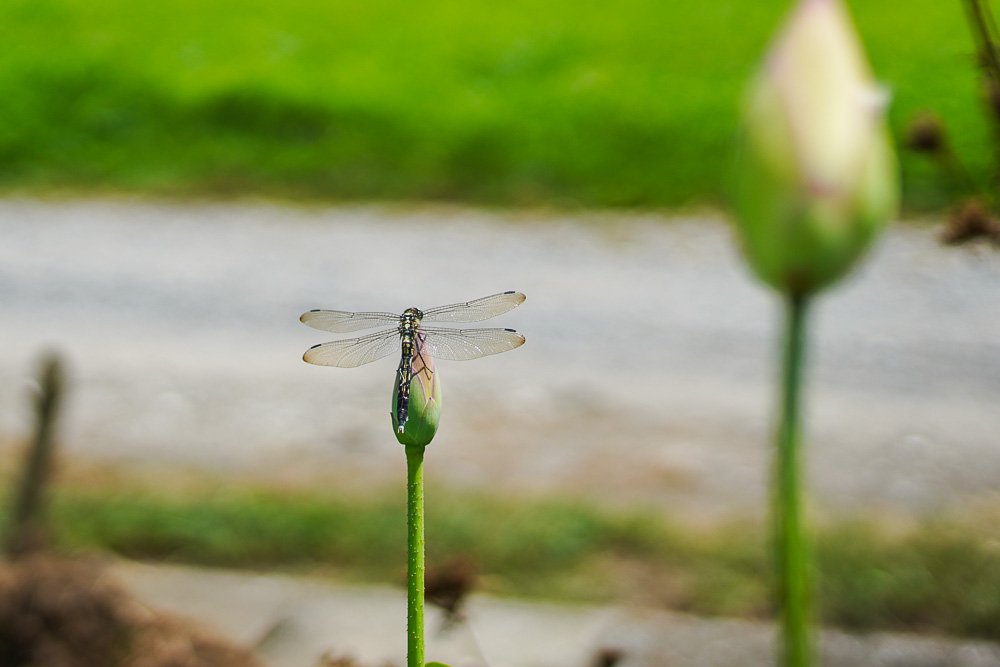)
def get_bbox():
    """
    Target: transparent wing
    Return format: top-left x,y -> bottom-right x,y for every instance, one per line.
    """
420,326 -> 525,361
303,328 -> 401,367
300,310 -> 401,333
421,291 -> 525,323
